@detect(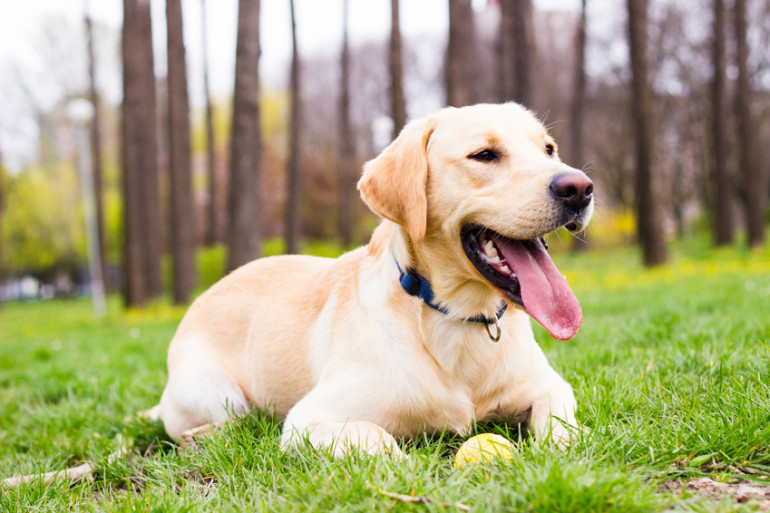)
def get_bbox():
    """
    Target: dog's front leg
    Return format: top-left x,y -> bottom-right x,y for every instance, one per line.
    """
280,393 -> 404,458
527,377 -> 578,447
